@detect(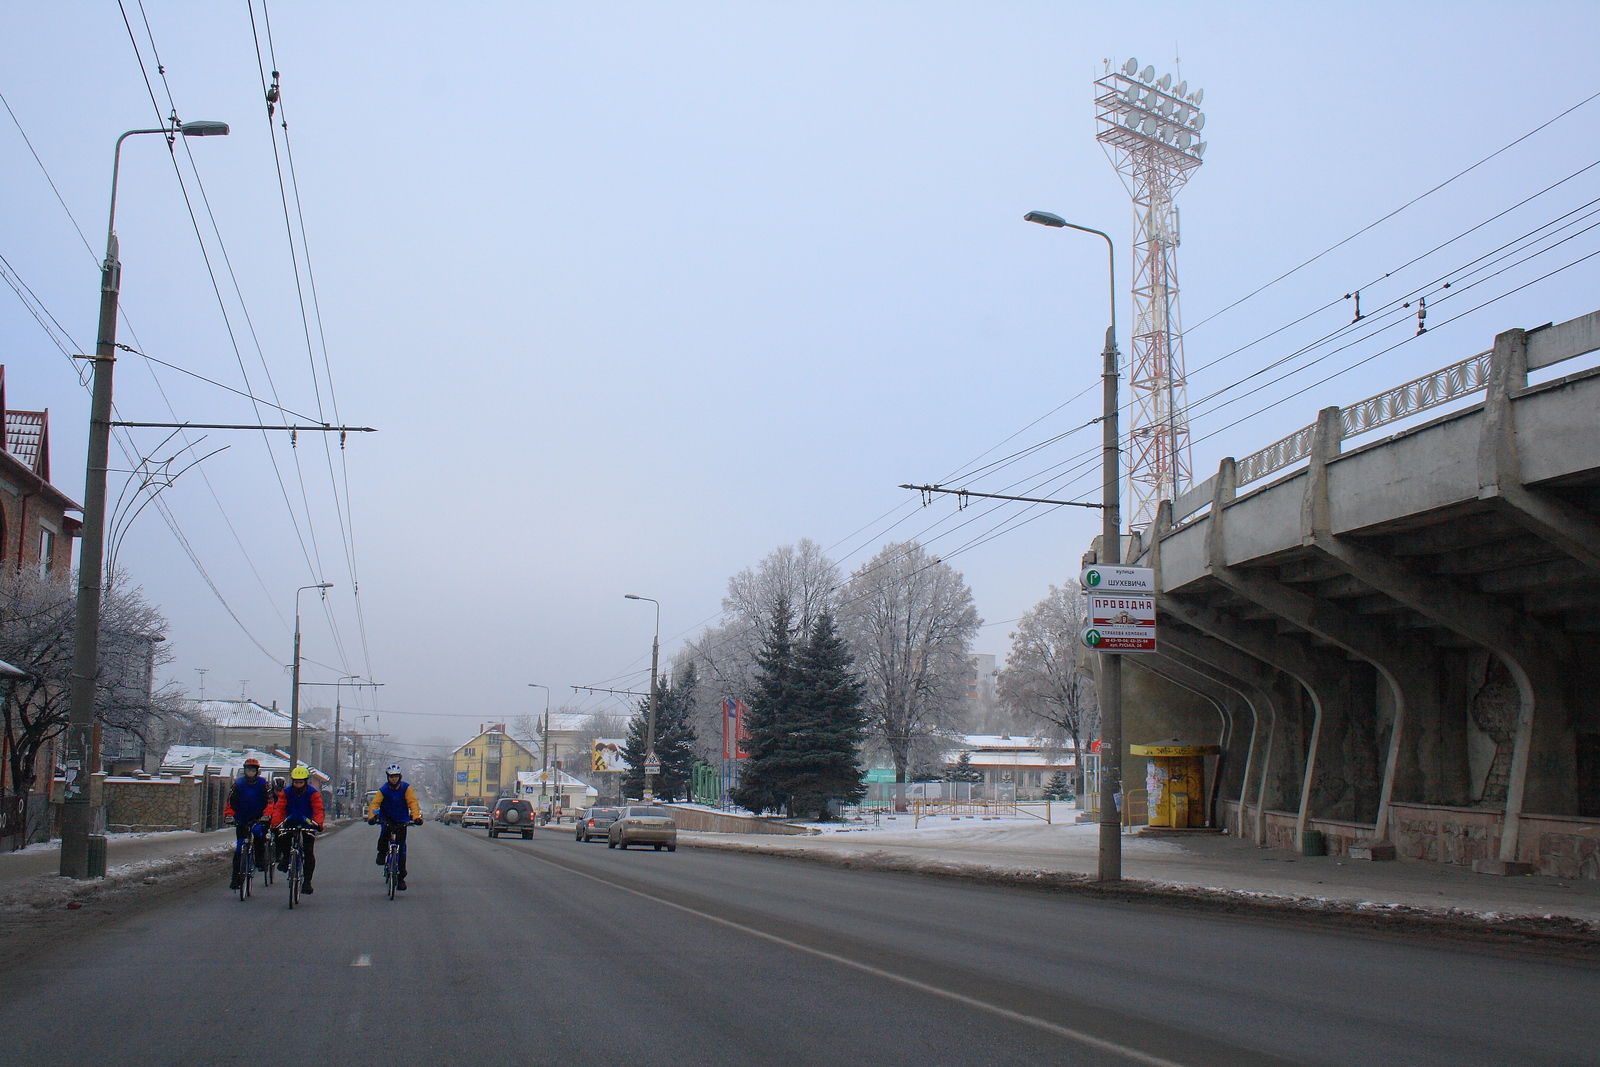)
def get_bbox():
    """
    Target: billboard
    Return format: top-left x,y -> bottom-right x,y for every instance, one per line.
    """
723,697 -> 750,760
